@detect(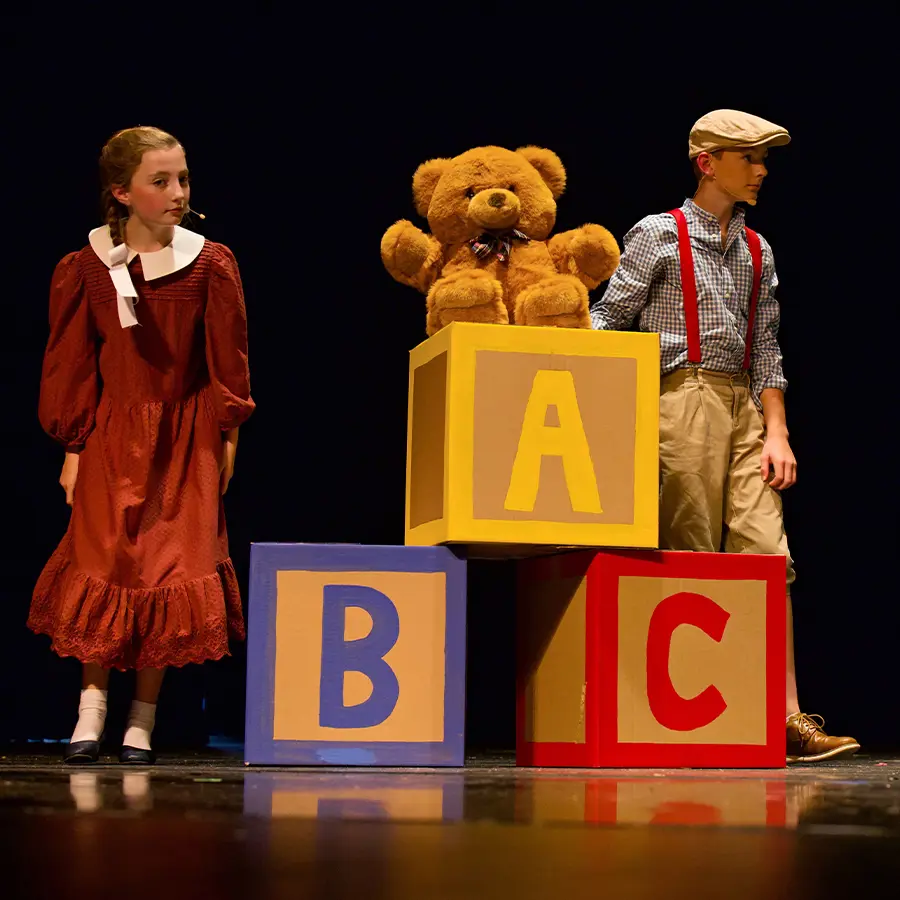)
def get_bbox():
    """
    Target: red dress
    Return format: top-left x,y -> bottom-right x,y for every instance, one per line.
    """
28,229 -> 255,670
